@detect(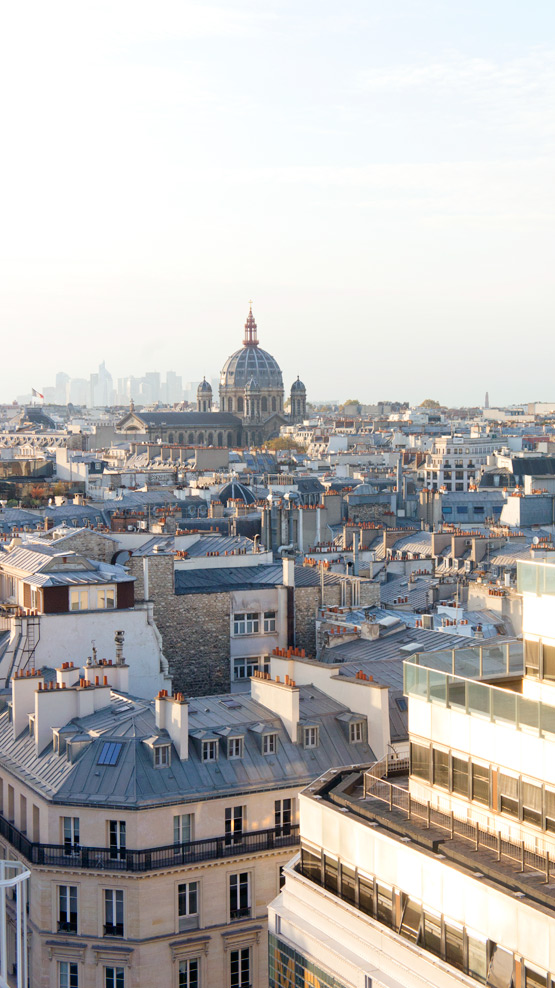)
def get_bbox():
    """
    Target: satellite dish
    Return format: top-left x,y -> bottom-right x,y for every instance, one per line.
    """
533,536 -> 540,545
